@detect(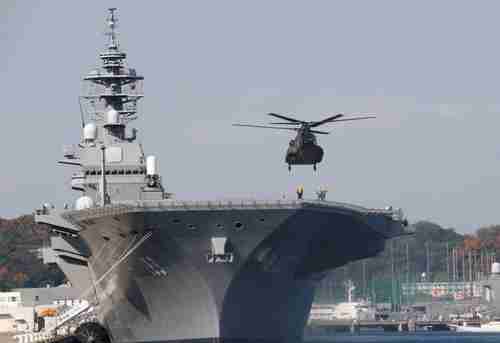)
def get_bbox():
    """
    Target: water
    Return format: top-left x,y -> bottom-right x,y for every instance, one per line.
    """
307,332 -> 500,343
